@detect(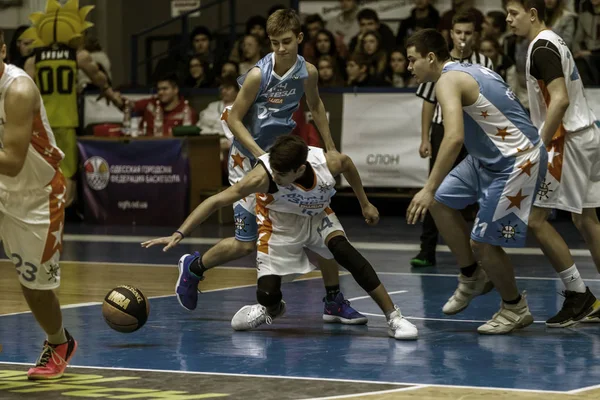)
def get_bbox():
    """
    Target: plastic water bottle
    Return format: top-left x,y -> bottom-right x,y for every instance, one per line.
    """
153,100 -> 163,136
183,100 -> 192,126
